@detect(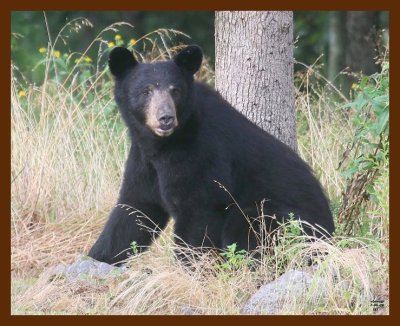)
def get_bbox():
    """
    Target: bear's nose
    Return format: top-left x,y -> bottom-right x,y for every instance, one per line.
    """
158,115 -> 175,129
